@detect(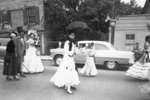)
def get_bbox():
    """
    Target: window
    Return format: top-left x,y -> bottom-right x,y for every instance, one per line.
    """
79,43 -> 86,48
94,44 -> 109,50
79,43 -> 92,49
0,10 -> 11,28
126,34 -> 135,40
24,6 -> 40,25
